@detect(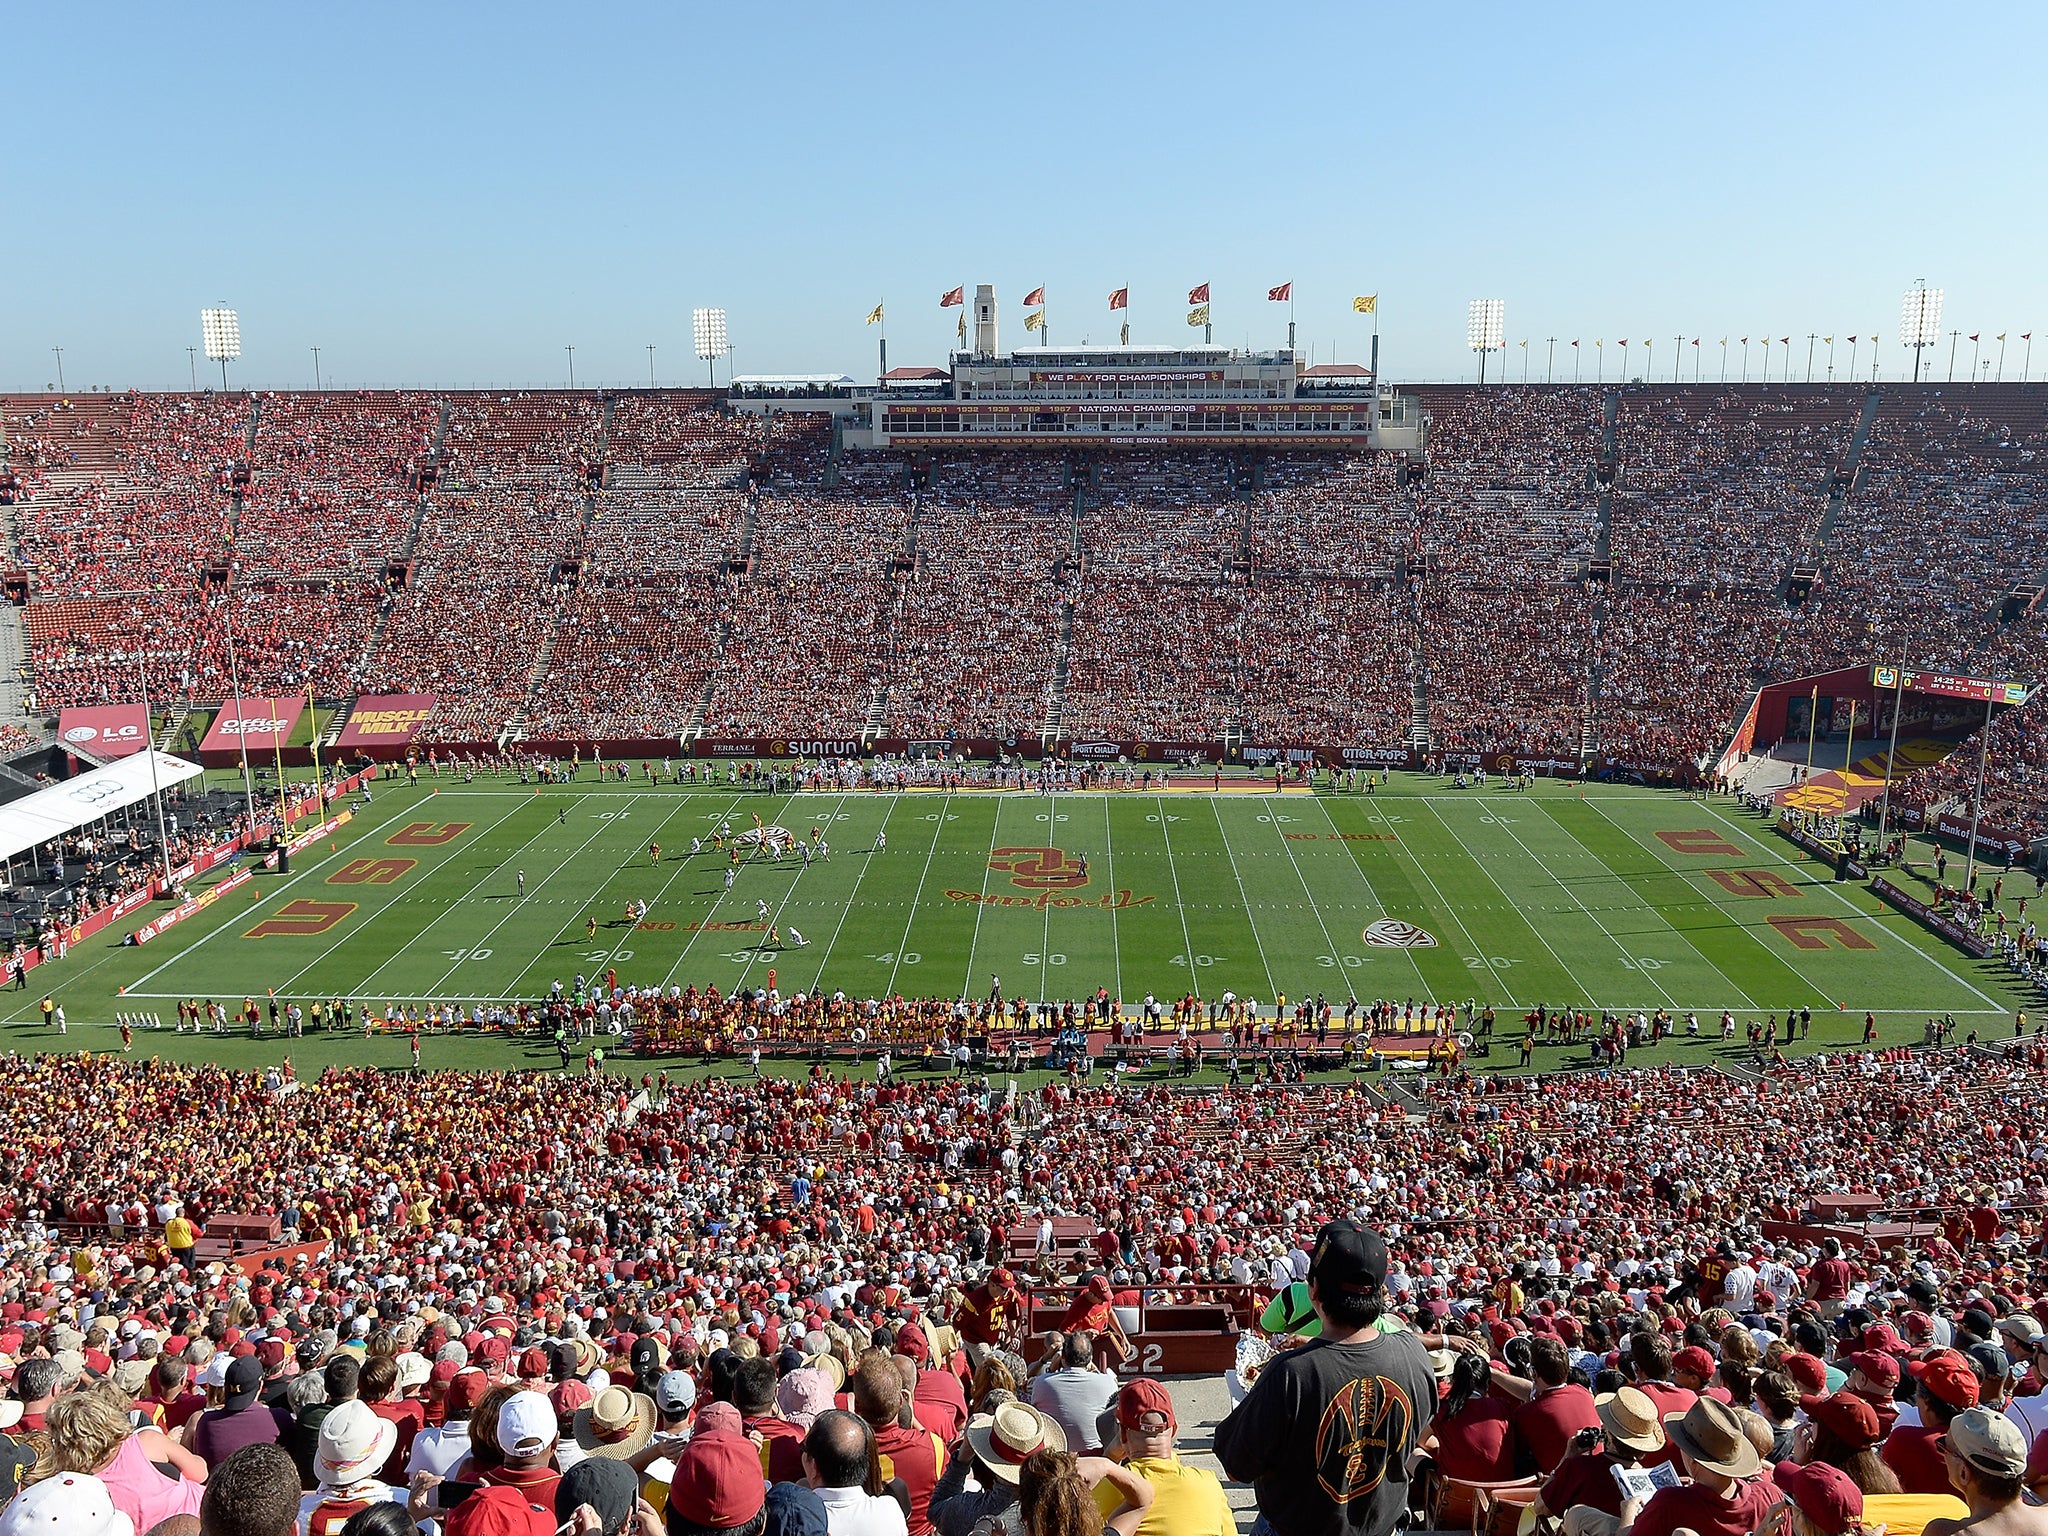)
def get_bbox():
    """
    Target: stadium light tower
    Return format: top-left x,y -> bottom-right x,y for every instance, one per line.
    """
201,307 -> 240,392
1900,281 -> 1942,382
692,307 -> 730,388
1467,298 -> 1505,384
